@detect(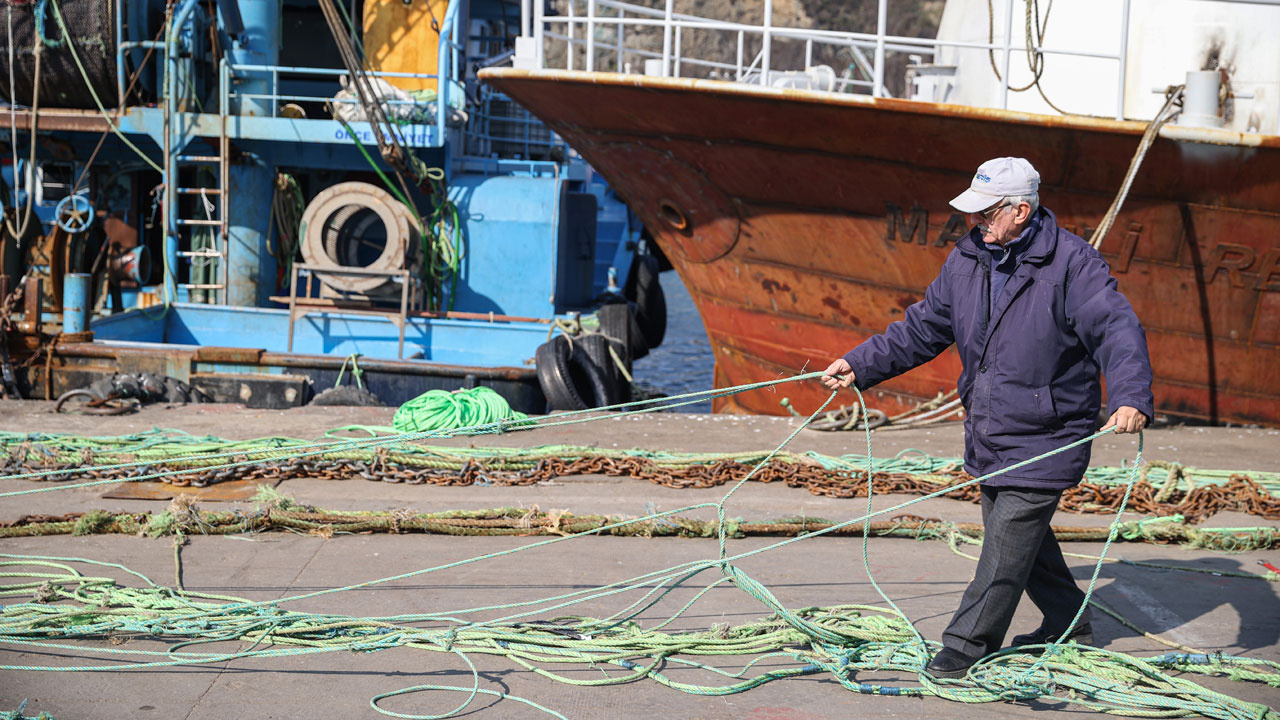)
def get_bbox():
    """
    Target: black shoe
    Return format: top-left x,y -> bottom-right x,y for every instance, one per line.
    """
1011,624 -> 1094,649
926,648 -> 980,679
